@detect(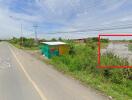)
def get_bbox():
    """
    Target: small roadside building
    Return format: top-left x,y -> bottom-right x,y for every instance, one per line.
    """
40,41 -> 69,58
